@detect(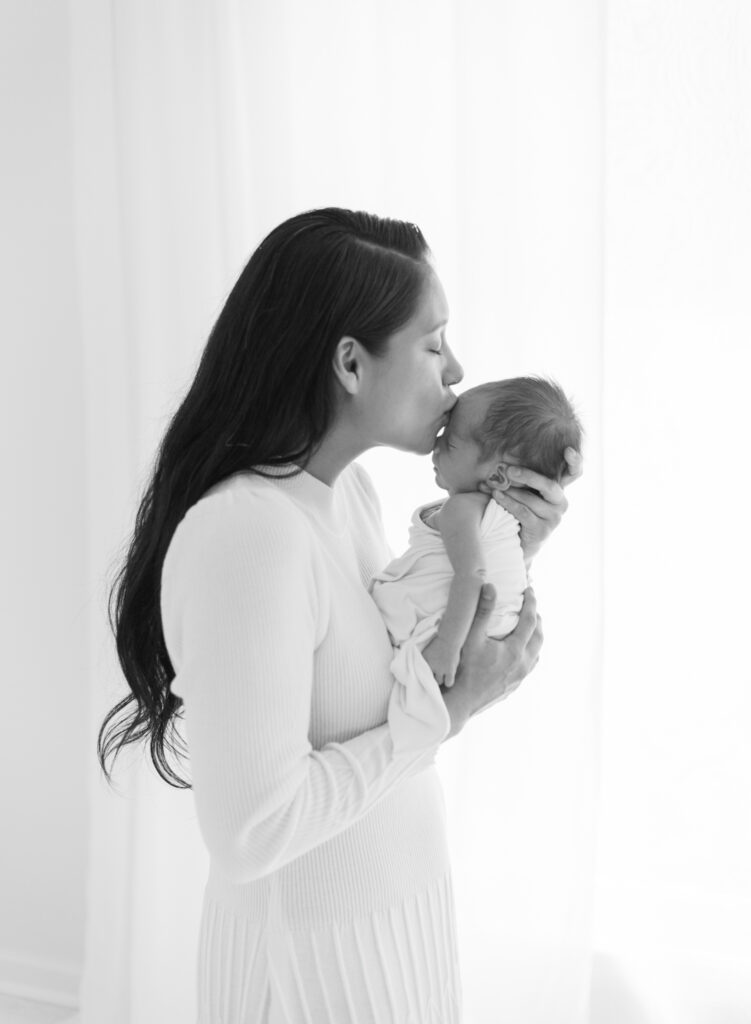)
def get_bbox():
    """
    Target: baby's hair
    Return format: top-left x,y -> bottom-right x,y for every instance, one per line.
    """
470,376 -> 583,482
